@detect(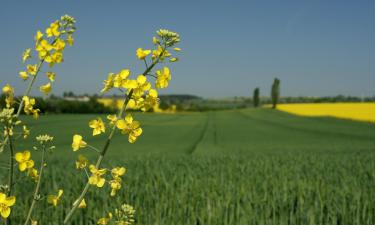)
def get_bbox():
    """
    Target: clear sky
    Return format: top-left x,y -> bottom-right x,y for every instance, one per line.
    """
0,0 -> 374,97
